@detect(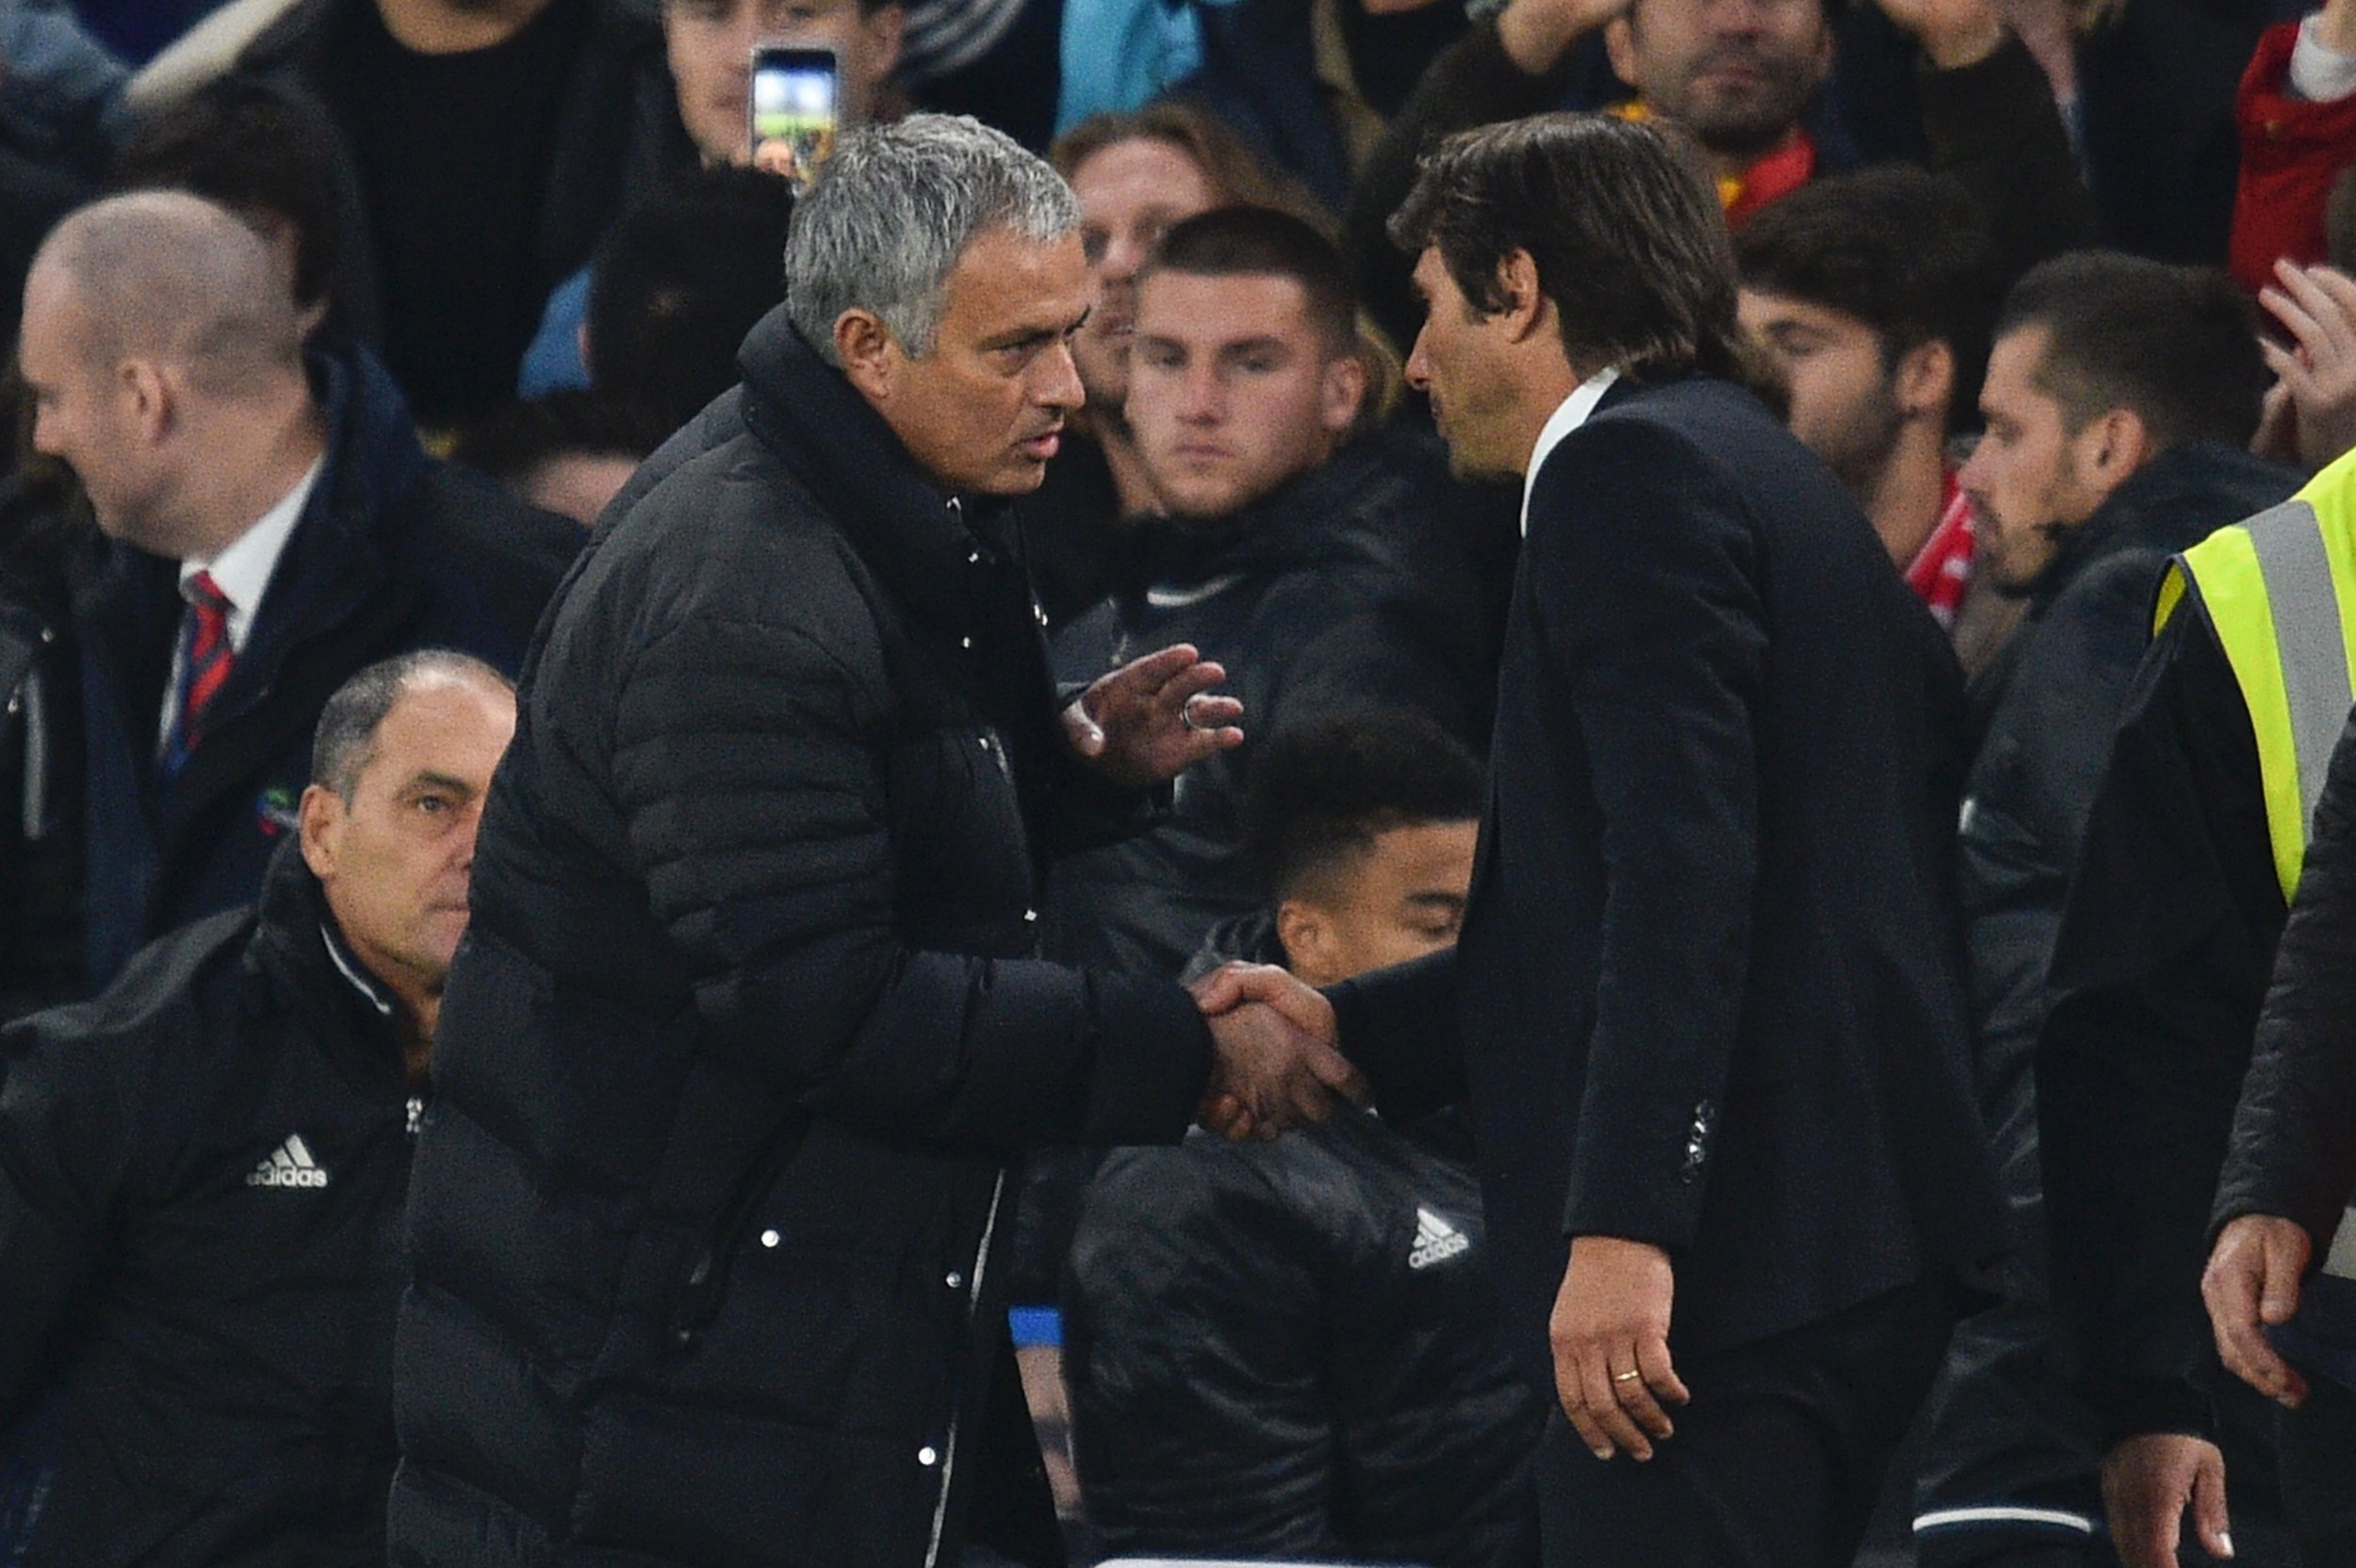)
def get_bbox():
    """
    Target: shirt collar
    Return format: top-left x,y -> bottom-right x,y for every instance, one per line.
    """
1521,368 -> 1621,536
178,455 -> 324,651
